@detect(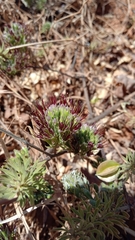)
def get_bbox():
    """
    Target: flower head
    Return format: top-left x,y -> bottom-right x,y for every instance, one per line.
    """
68,123 -> 102,156
32,95 -> 83,149
32,95 -> 103,156
1,23 -> 31,75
